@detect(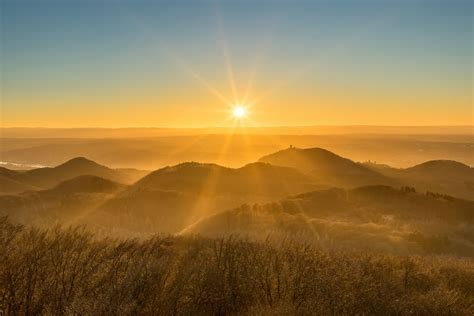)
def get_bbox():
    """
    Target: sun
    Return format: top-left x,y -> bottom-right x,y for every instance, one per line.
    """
232,105 -> 247,119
